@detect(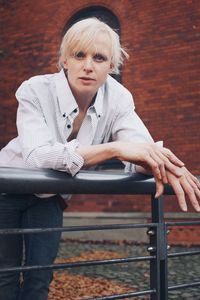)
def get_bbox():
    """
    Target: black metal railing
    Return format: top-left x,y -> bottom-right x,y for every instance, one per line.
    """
0,167 -> 199,300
